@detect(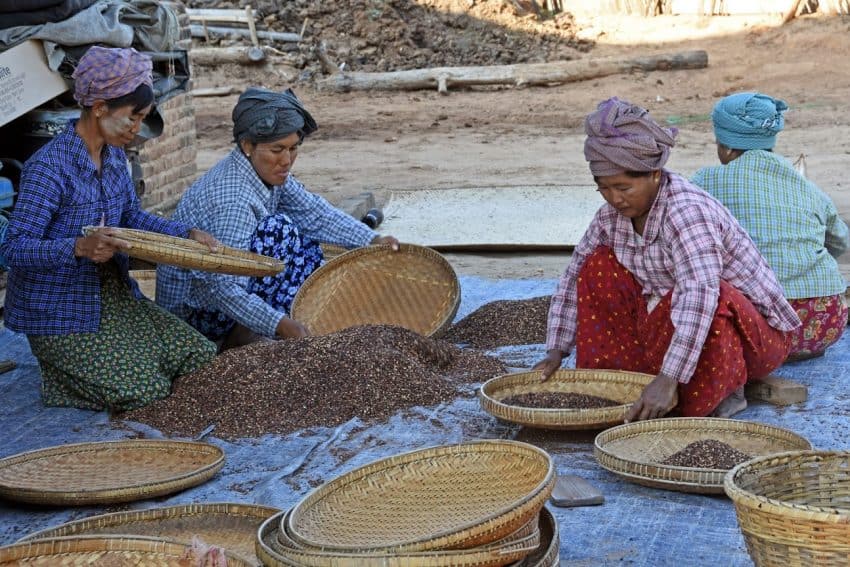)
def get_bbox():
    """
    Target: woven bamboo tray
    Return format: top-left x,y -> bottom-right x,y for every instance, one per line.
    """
725,450 -> 850,566
19,502 -> 277,564
479,369 -> 655,430
290,243 -> 460,338
509,508 -> 560,567
259,510 -> 541,567
594,418 -> 812,494
83,226 -> 284,276
0,535 -> 254,565
286,440 -> 555,553
0,440 -> 224,506
129,269 -> 157,300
